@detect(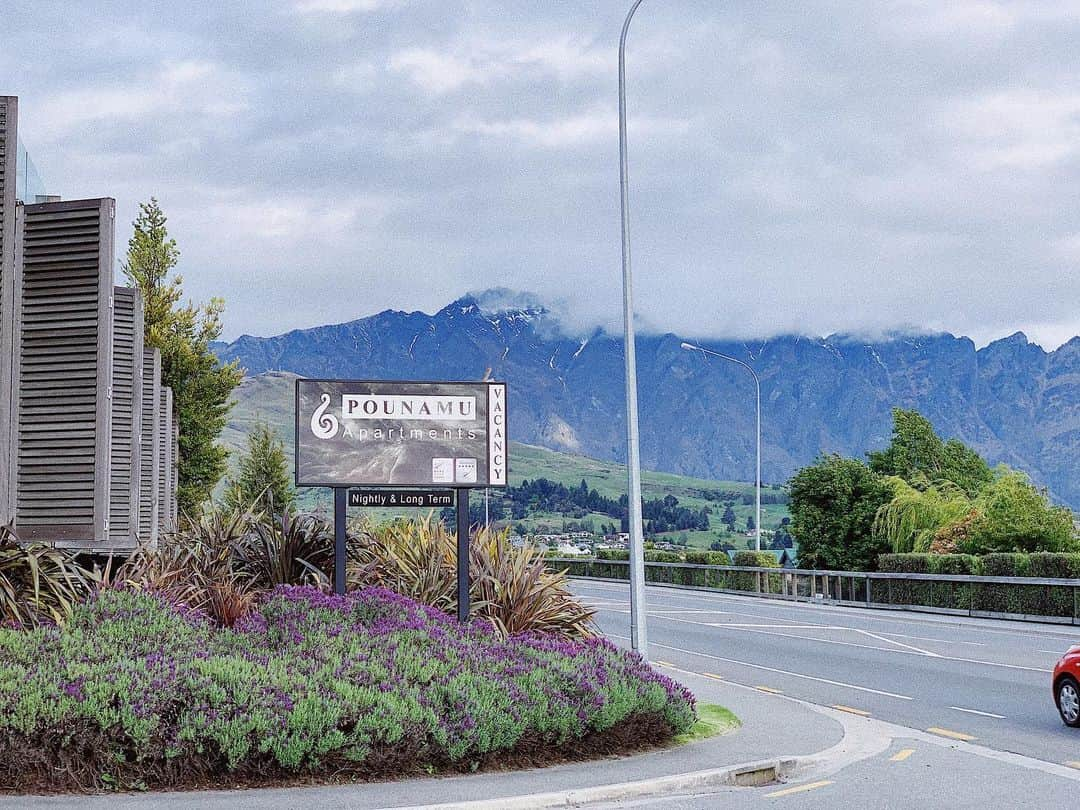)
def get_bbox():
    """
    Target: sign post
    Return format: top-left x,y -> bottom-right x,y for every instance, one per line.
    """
456,488 -> 470,622
295,380 -> 508,617
334,487 -> 347,595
